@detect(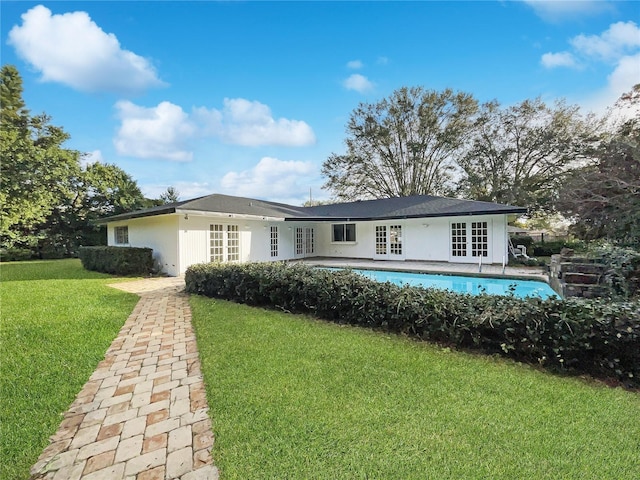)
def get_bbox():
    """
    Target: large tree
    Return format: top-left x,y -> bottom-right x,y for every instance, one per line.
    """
1,65 -> 147,258
1,65 -> 81,253
456,98 -> 601,214
557,86 -> 640,246
322,87 -> 478,200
